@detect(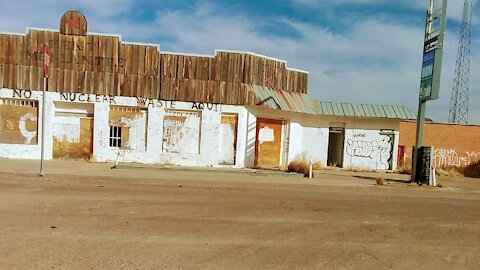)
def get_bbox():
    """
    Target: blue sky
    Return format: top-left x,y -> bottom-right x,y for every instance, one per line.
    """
1,0 -> 479,124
